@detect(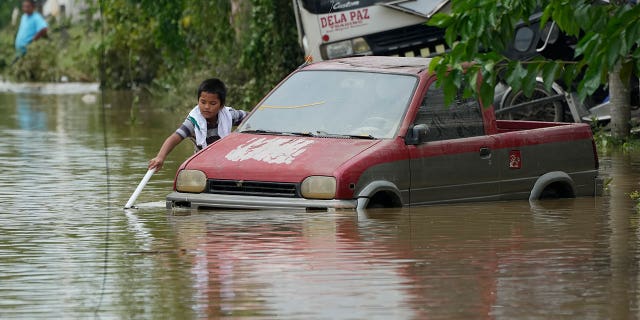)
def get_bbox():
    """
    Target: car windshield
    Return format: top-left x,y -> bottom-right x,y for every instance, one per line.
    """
239,70 -> 418,139
299,0 -> 377,14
